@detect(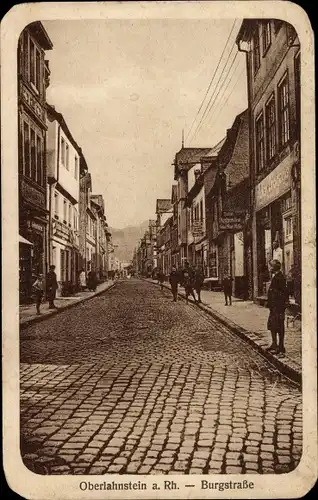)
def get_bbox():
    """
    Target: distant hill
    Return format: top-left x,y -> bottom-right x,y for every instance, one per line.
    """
110,220 -> 149,263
